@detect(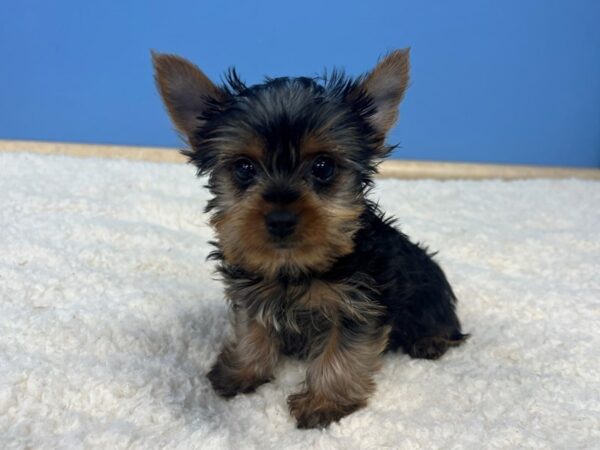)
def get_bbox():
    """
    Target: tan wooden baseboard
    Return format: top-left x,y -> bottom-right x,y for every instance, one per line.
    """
0,139 -> 186,164
1,139 -> 598,180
